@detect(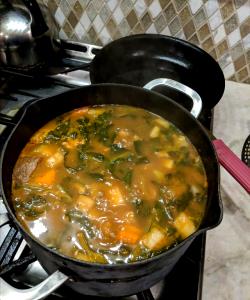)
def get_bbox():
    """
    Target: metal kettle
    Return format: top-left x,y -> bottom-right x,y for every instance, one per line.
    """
0,0 -> 60,69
